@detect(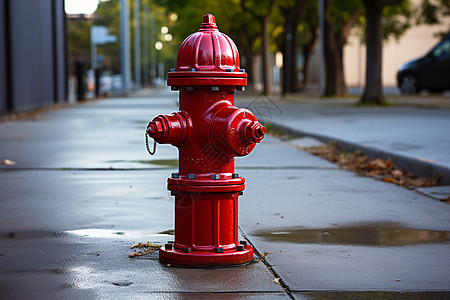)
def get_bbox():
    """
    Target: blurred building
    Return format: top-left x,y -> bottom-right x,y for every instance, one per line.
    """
0,0 -> 67,114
